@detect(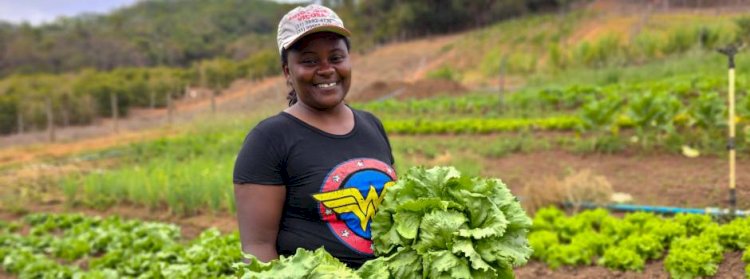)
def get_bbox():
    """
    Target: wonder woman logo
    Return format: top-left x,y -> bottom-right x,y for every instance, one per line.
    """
313,182 -> 395,232
314,158 -> 397,255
